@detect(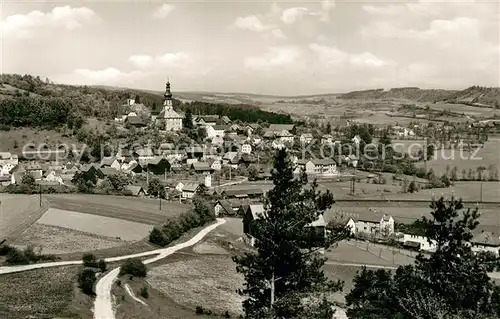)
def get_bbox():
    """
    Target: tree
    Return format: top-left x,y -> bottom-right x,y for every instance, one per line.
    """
21,173 -> 35,188
248,165 -> 260,181
426,144 -> 435,161
450,166 -> 458,181
134,95 -> 141,104
148,178 -> 165,198
233,149 -> 346,318
346,197 -> 500,318
77,268 -> 97,295
408,181 -> 418,193
183,108 -> 194,130
105,174 -> 129,192
119,258 -> 147,278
